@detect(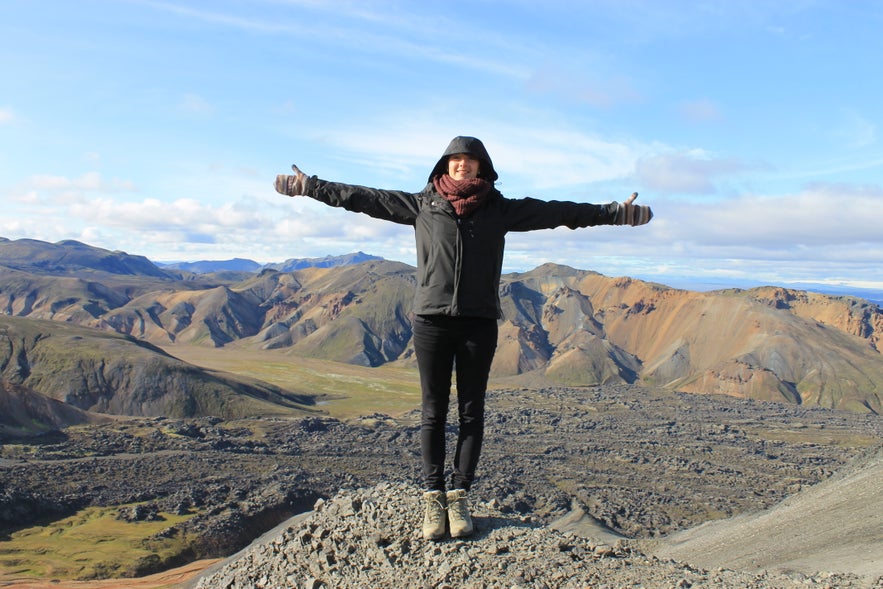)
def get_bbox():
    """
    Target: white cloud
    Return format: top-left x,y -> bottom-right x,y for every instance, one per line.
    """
491,126 -> 641,190
306,108 -> 647,192
28,172 -> 135,193
666,183 -> 883,249
495,180 -> 883,287
66,197 -> 266,233
7,173 -> 137,206
0,107 -> 14,124
141,1 -> 533,80
636,151 -> 759,194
